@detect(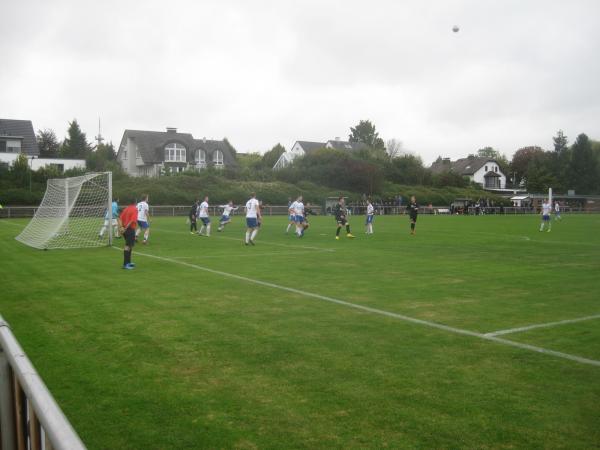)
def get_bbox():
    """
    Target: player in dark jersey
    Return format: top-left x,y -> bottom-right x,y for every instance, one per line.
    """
406,195 -> 418,235
189,200 -> 199,234
300,202 -> 317,237
334,197 -> 355,240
